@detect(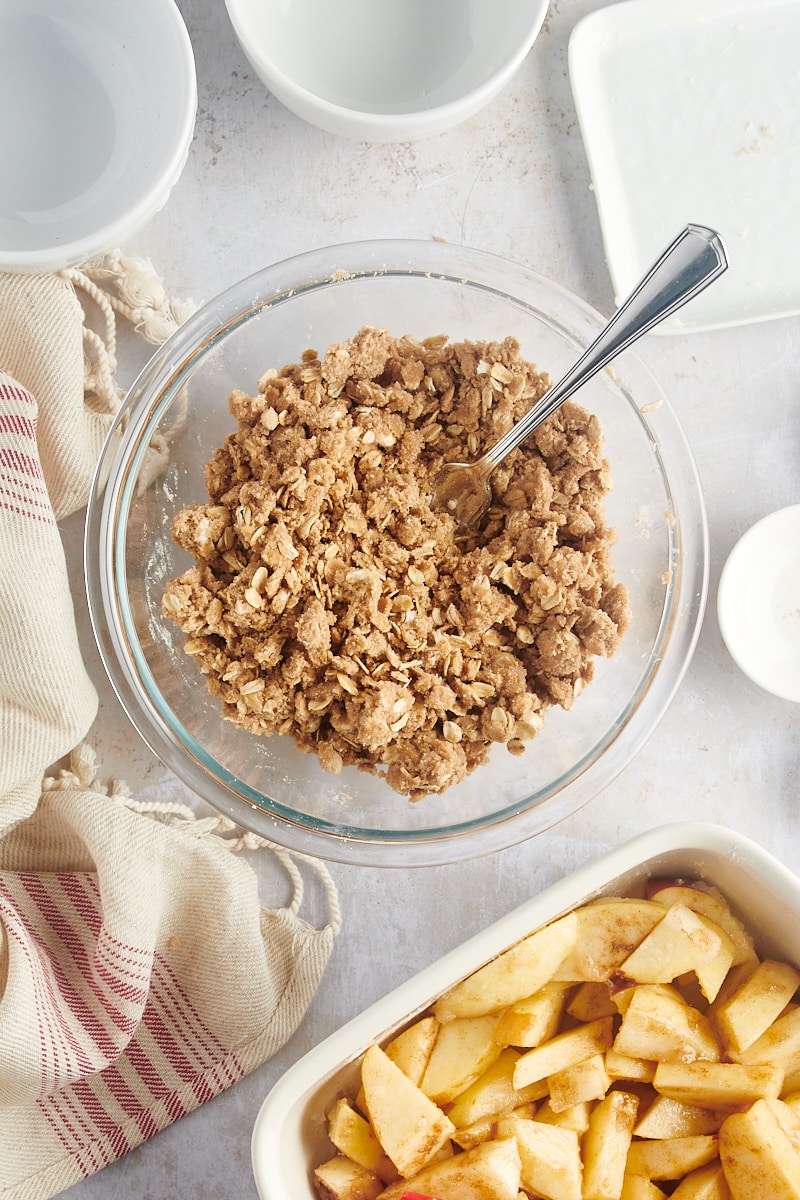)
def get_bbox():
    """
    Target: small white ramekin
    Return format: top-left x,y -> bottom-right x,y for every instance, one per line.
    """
225,0 -> 549,142
0,0 -> 196,272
